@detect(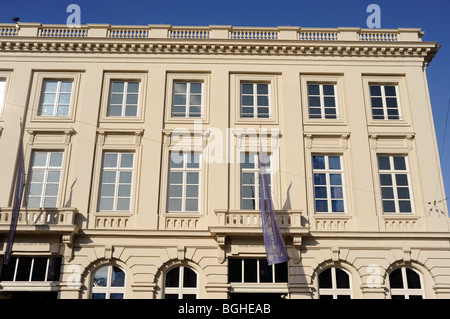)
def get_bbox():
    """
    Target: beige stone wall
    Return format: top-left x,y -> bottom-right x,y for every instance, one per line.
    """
0,24 -> 448,299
